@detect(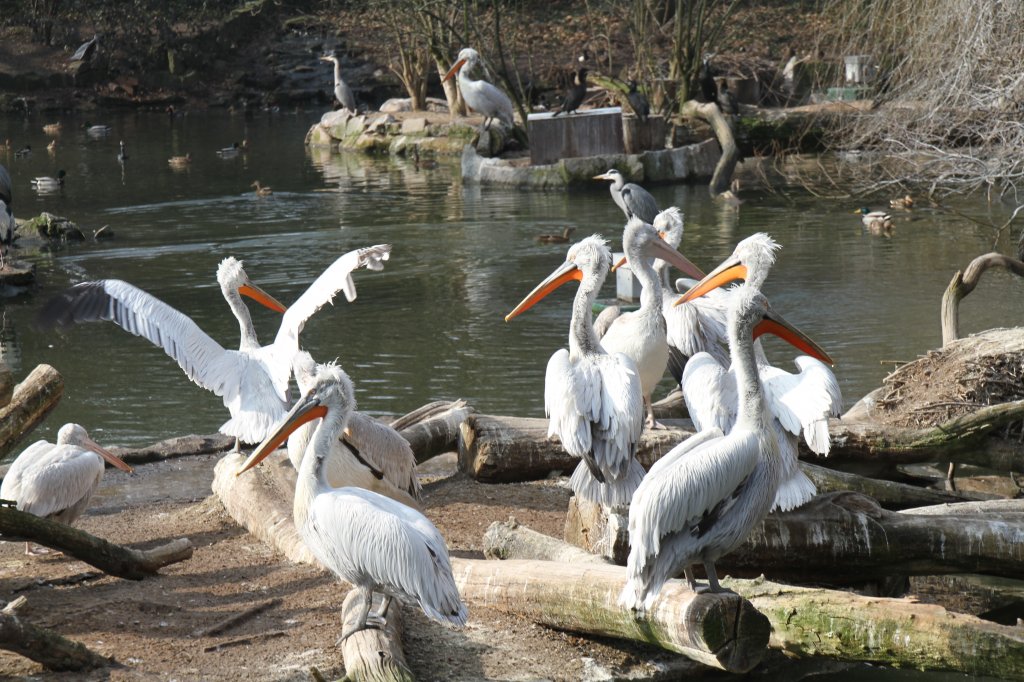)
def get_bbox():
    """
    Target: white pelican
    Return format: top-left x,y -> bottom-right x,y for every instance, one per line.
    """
443,47 -> 514,131
31,170 -> 66,192
38,245 -> 391,448
505,236 -> 644,508
289,350 -> 421,509
620,285 -> 833,608
1,423 -> 133,555
237,363 -> 467,639
593,169 -> 659,224
676,233 -> 843,512
320,52 -> 357,114
599,216 -> 705,428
